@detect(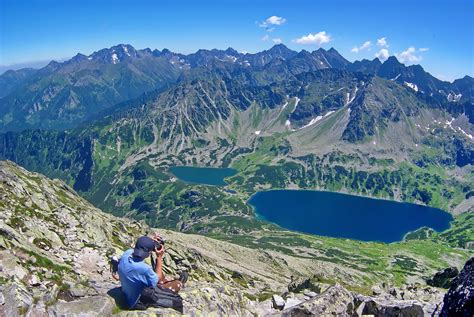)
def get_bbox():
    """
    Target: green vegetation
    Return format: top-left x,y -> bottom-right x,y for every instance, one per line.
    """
230,145 -> 470,211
